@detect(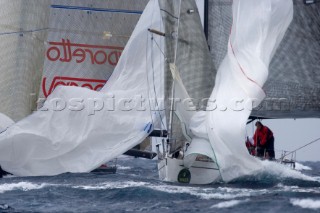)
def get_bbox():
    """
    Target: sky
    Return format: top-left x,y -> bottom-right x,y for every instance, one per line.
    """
246,118 -> 320,162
